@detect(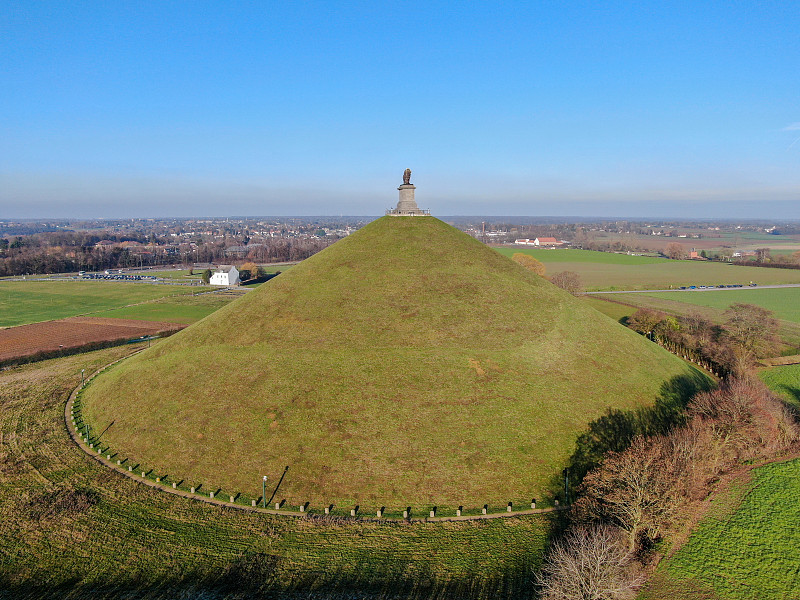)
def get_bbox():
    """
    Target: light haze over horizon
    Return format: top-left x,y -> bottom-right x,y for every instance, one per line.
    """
2,2 -> 798,220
